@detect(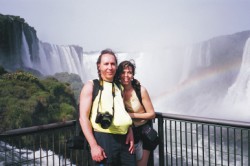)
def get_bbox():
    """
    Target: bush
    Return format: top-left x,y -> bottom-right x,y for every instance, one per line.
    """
0,71 -> 77,132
